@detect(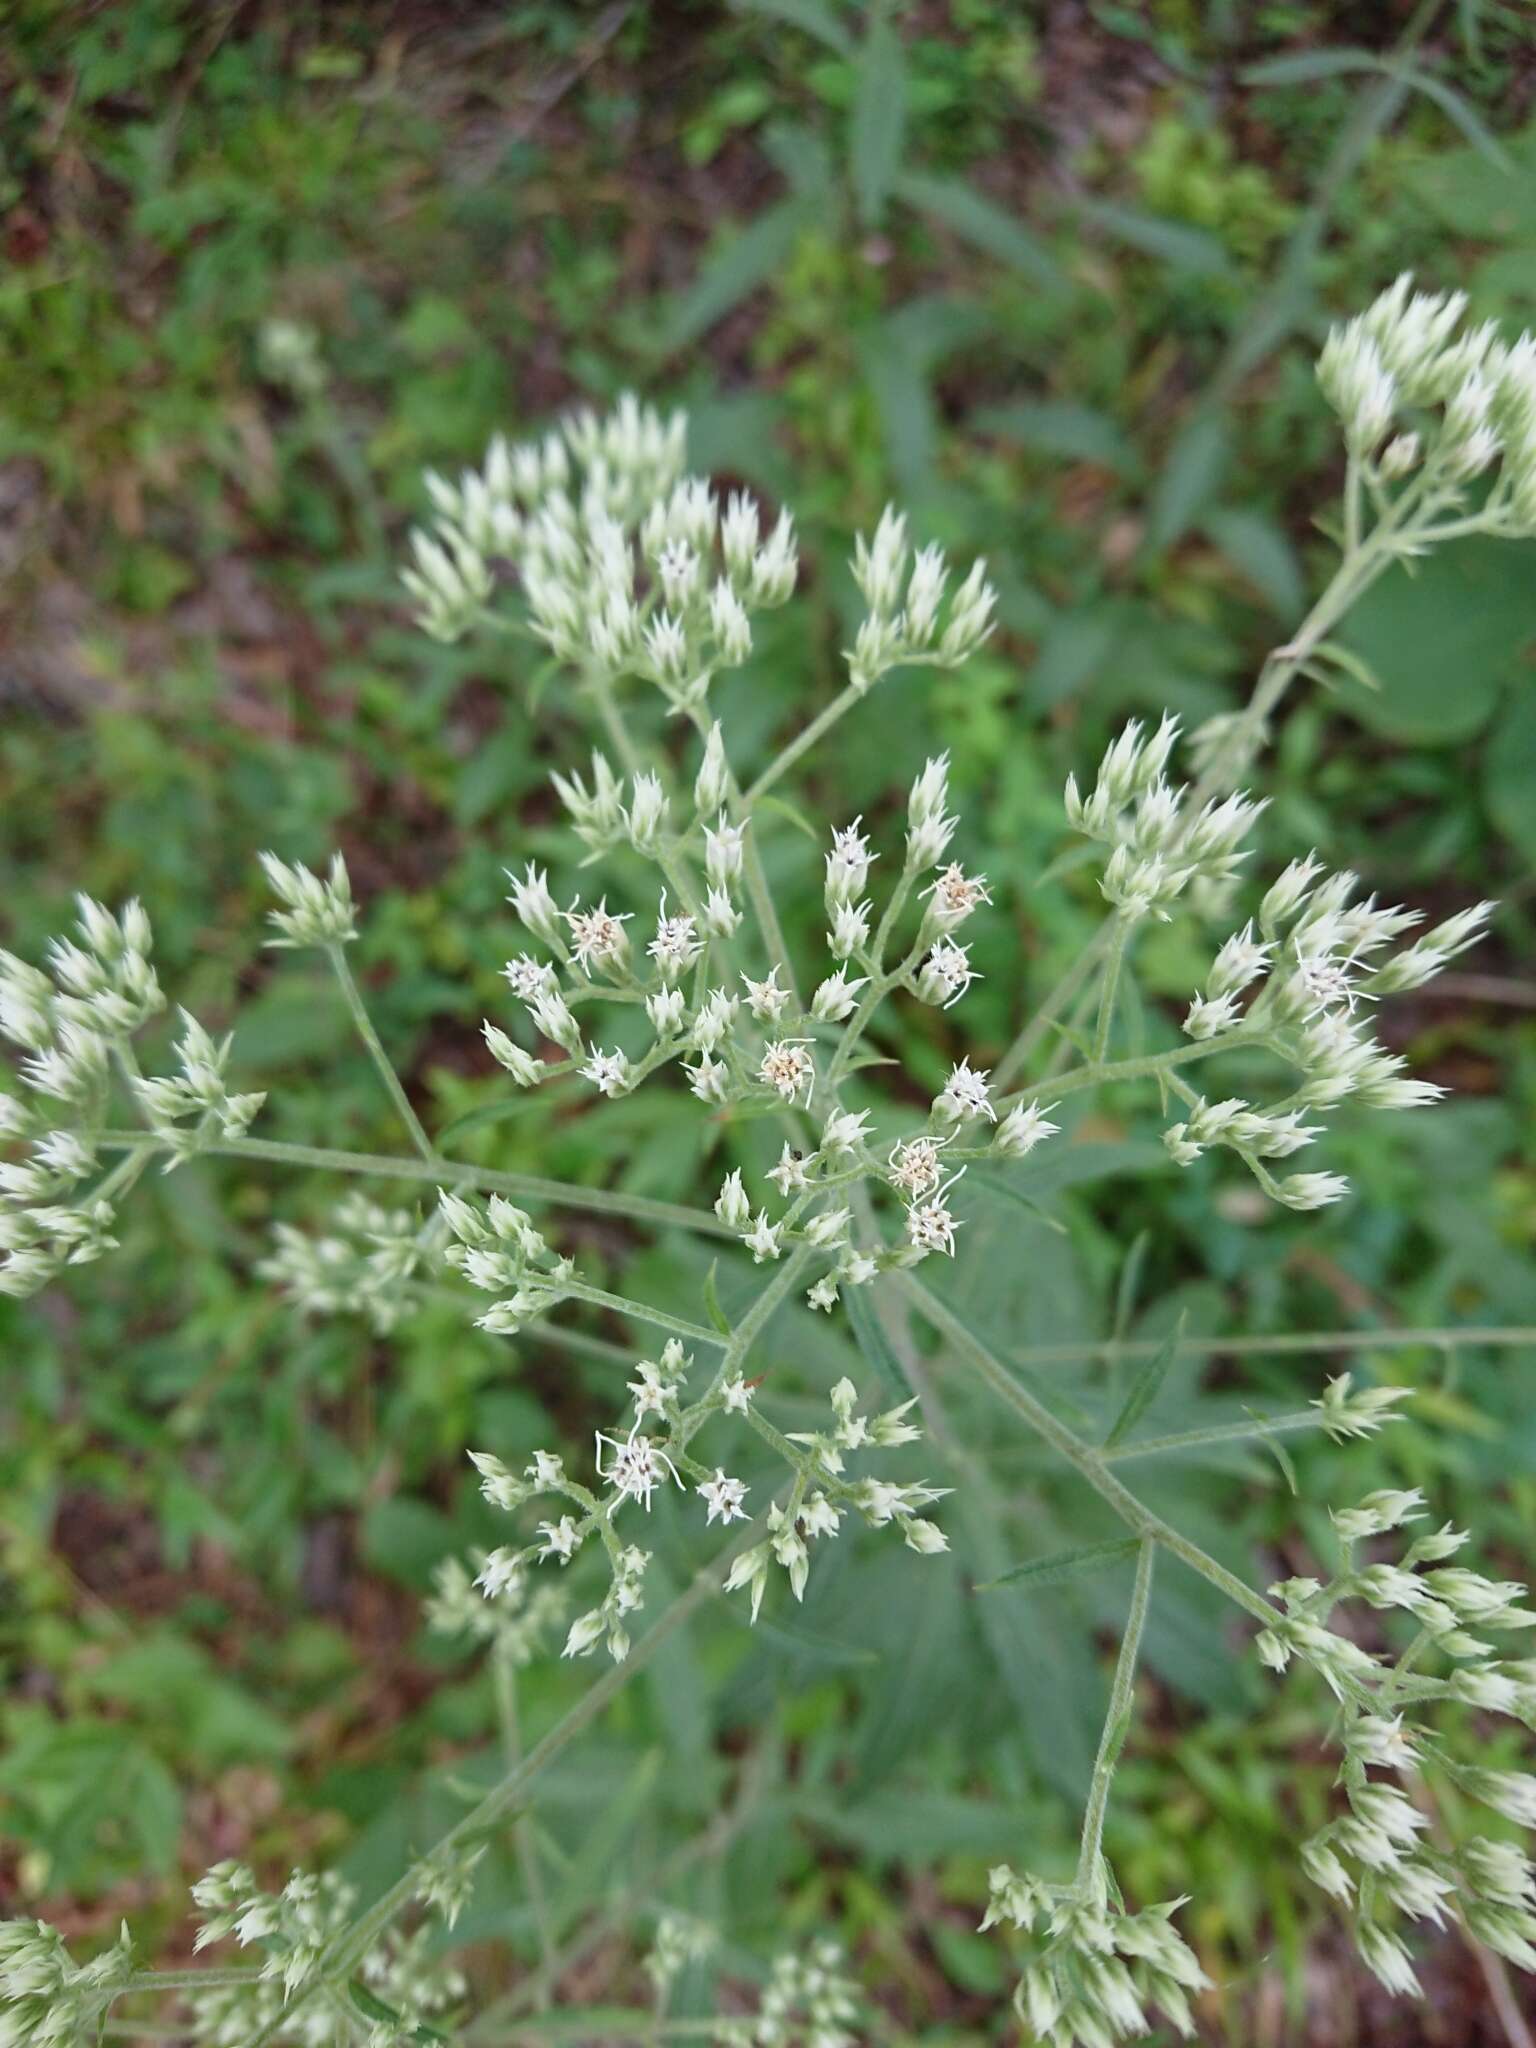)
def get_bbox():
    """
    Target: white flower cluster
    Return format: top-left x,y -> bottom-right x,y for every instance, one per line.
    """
713,1940 -> 862,2048
426,1548 -> 567,1663
467,1353 -> 945,1658
644,1910 -> 716,1993
1163,842 -> 1490,1210
259,1193 -> 424,1334
132,1010 -> 266,1163
980,1865 -> 1209,2045
0,1919 -> 134,2048
0,898 -> 166,1297
403,394 -> 797,705
1064,714 -> 1265,921
1318,273 -> 1536,528
436,1187 -> 577,1337
1255,1481 -> 1536,1997
258,853 -> 357,951
190,1866 -> 462,2046
848,504 -> 998,690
